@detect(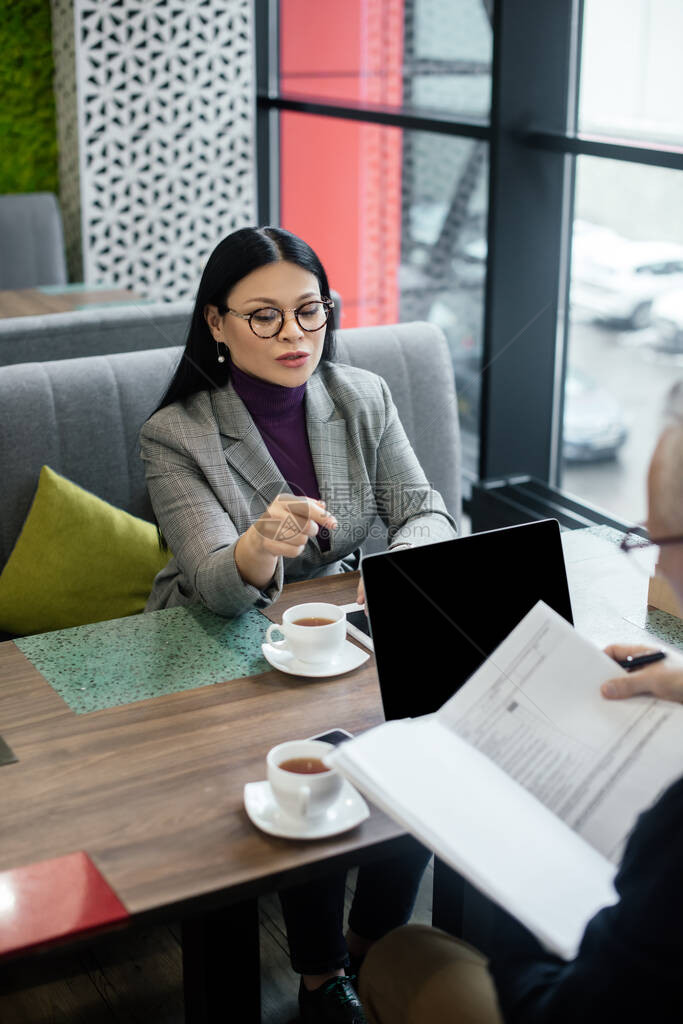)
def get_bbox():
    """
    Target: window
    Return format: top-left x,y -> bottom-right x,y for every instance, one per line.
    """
279,0 -> 492,118
258,0 -> 683,519
580,0 -> 683,146
564,158 -> 683,522
271,0 -> 492,481
279,114 -> 487,478
562,23 -> 683,522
